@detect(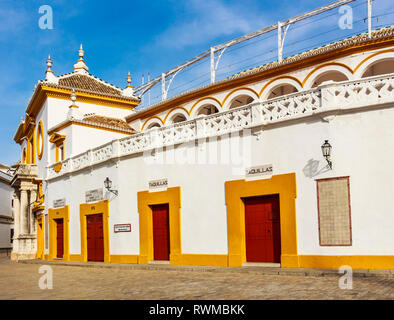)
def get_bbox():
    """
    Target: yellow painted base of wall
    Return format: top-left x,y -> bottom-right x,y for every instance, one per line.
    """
176,254 -> 228,267
37,254 -> 394,270
298,255 -> 394,270
110,255 -> 139,264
